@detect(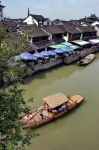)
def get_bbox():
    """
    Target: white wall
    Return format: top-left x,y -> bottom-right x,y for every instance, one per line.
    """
95,26 -> 99,36
23,16 -> 38,26
63,33 -> 69,42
